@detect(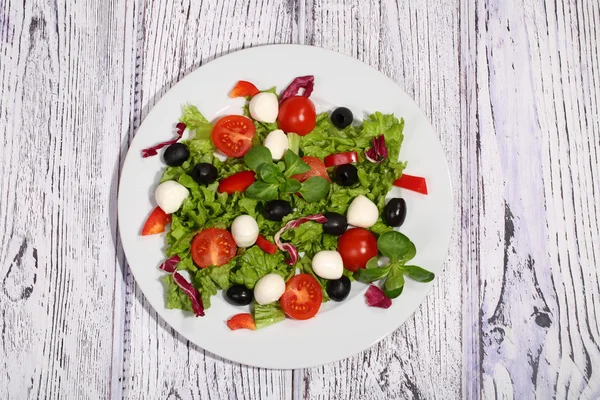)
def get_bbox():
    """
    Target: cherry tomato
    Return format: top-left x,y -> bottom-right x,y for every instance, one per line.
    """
280,274 -> 323,320
255,235 -> 278,254
212,115 -> 256,157
191,228 -> 237,268
277,96 -> 316,136
290,156 -> 330,182
141,206 -> 171,235
324,151 -> 359,167
229,81 -> 259,98
393,174 -> 428,195
338,228 -> 378,272
218,171 -> 256,194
